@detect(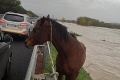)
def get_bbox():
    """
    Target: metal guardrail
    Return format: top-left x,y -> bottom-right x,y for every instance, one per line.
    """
47,42 -> 57,80
25,45 -> 39,80
25,42 -> 57,80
